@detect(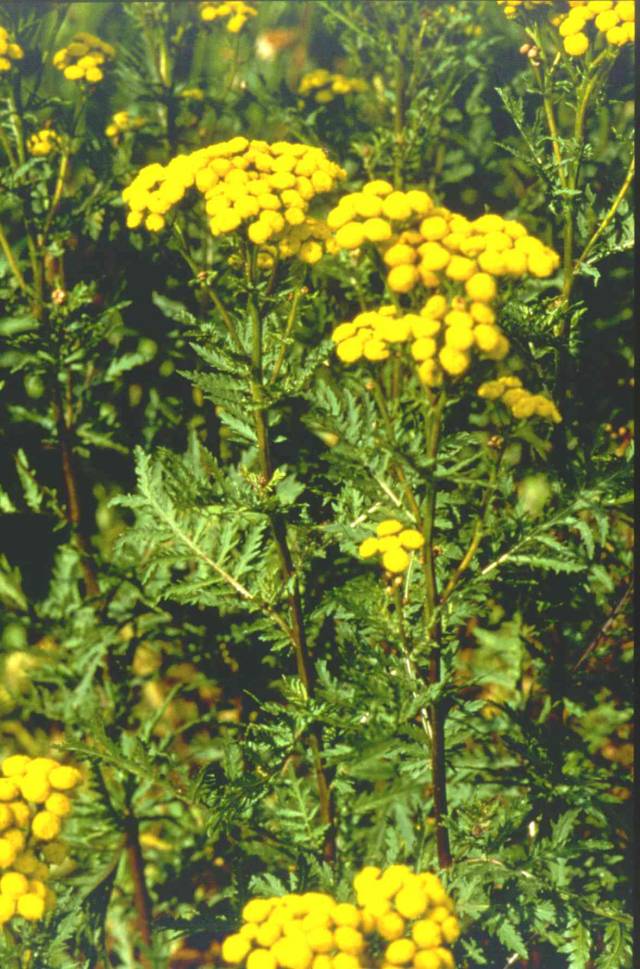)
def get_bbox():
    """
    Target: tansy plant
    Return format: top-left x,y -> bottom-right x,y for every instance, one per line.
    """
0,2 -> 633,967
